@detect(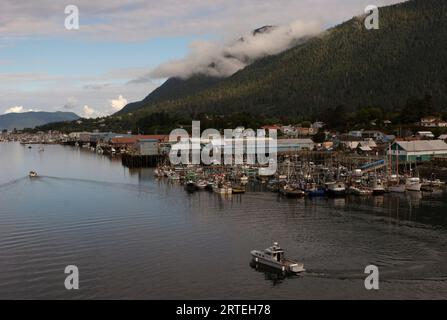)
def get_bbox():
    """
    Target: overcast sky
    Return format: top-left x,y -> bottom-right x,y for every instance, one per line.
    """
0,0 -> 405,118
